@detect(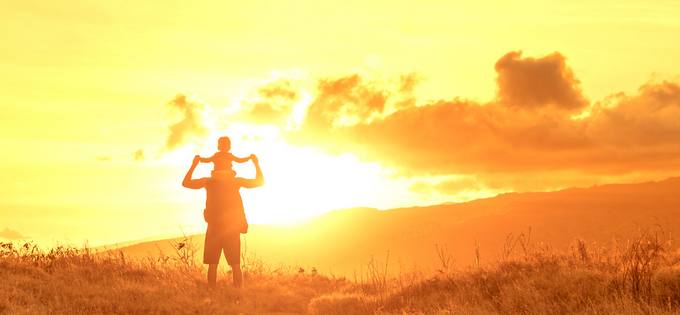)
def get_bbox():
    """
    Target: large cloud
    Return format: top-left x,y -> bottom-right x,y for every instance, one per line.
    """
222,52 -> 680,194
